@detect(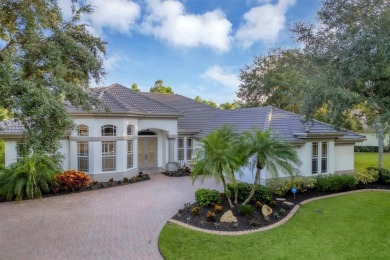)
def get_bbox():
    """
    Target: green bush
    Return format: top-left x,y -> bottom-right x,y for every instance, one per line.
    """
268,177 -> 316,197
354,168 -> 379,185
239,204 -> 255,216
367,167 -> 390,185
0,154 -> 61,201
315,174 -> 357,192
0,140 -> 4,168
227,183 -> 273,204
354,146 -> 390,152
195,188 -> 222,207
